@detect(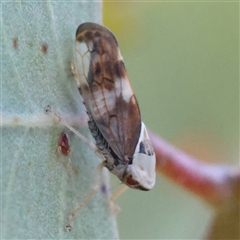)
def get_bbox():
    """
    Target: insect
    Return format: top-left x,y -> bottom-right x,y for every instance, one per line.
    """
73,22 -> 156,191
47,22 -> 156,230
